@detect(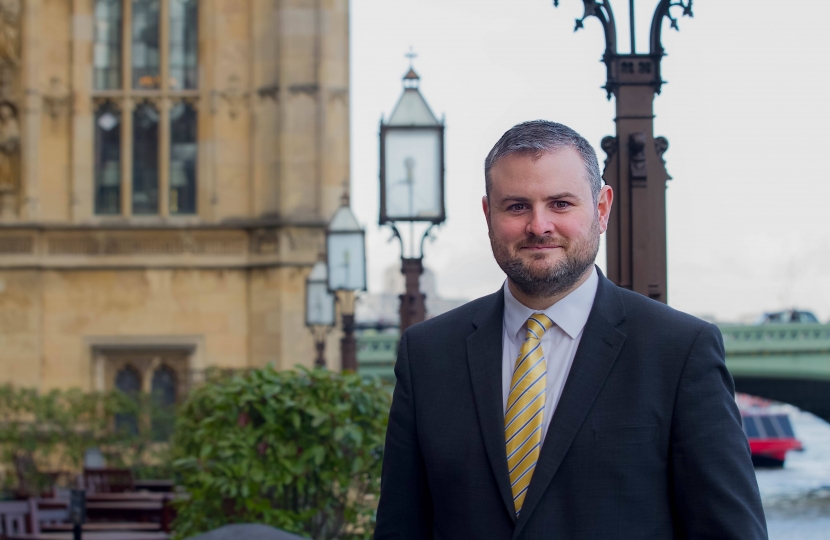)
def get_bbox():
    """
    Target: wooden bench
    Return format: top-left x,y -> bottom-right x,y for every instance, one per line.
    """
0,498 -> 167,538
83,469 -> 135,494
0,500 -> 36,537
5,532 -> 169,540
